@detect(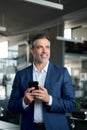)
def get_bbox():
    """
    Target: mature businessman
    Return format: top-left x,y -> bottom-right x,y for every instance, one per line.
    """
8,33 -> 76,130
